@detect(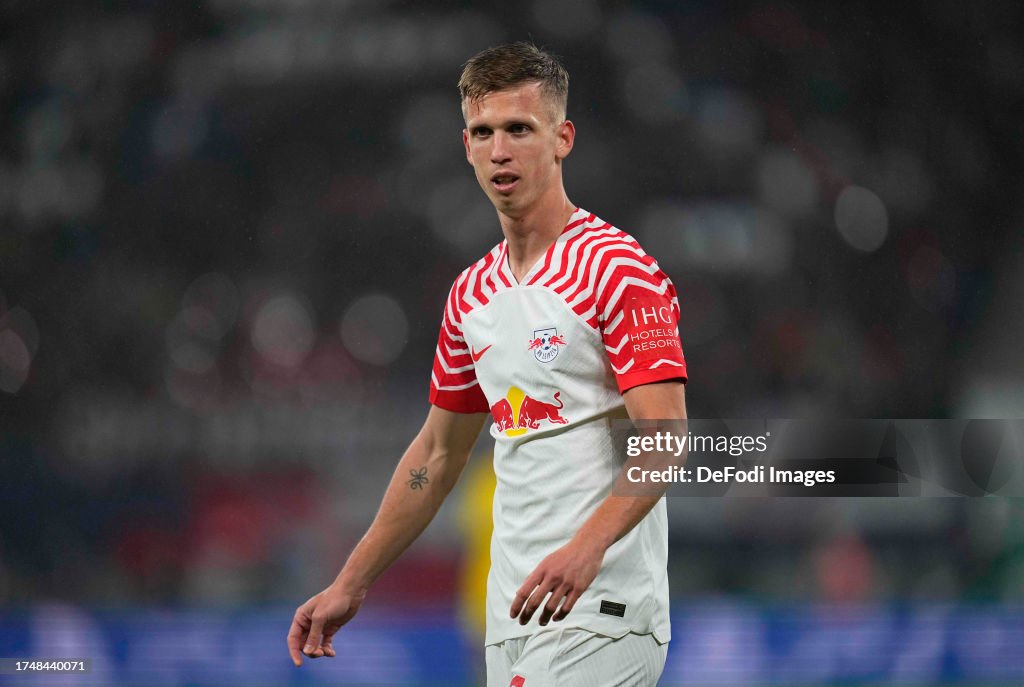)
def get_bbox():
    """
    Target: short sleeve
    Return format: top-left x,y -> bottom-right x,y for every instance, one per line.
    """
428,280 -> 490,413
596,250 -> 687,393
